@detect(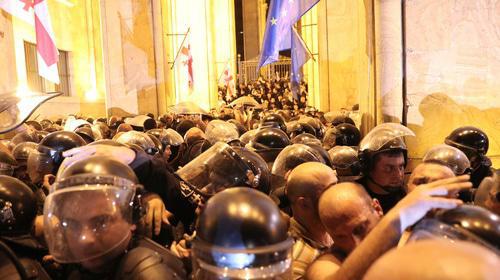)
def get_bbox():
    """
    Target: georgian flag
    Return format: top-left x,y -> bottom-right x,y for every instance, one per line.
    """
0,0 -> 35,25
0,0 -> 59,84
